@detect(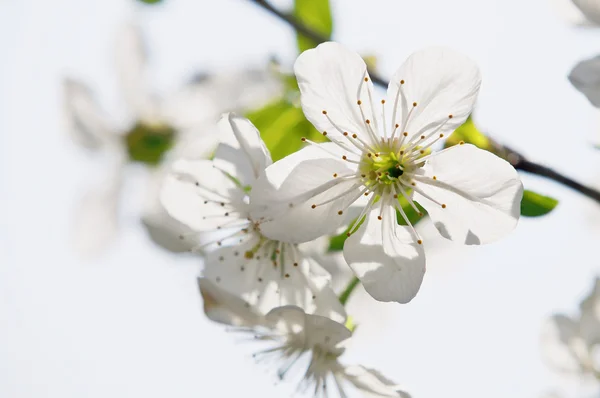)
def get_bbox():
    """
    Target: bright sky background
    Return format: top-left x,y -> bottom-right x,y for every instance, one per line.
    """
2,0 -> 600,397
